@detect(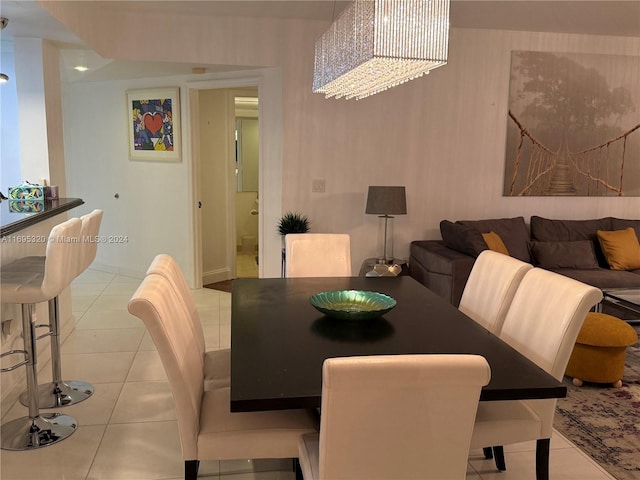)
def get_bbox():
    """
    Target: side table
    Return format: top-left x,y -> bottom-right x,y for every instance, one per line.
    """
359,258 -> 409,277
